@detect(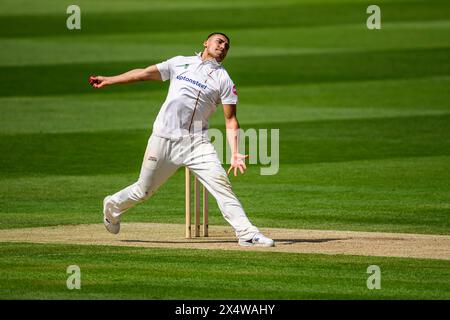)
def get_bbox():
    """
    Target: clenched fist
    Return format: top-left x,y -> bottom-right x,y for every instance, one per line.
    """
88,75 -> 111,88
